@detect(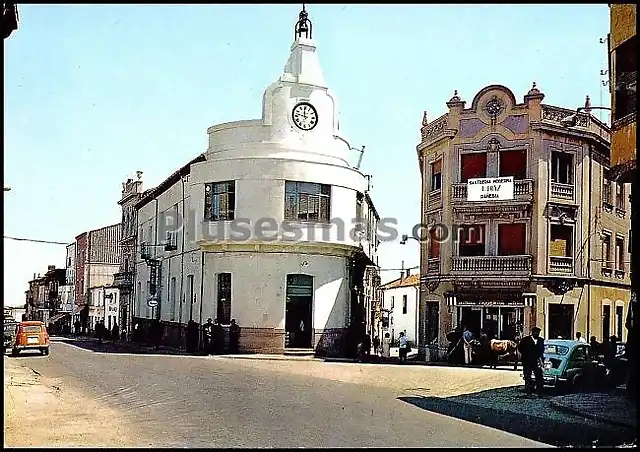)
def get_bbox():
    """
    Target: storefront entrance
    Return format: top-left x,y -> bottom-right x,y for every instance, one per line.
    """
458,305 -> 524,341
548,303 -> 574,339
285,274 -> 313,349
